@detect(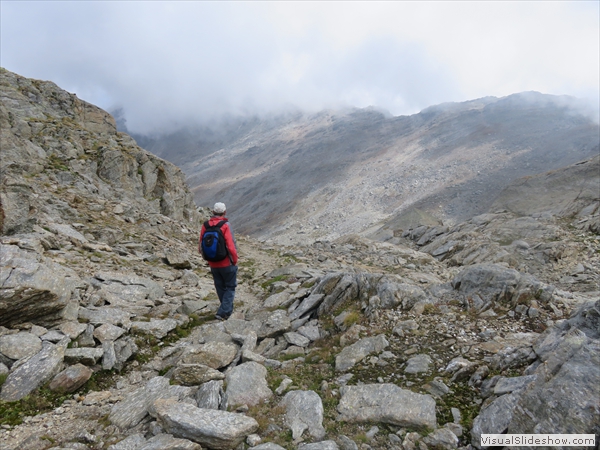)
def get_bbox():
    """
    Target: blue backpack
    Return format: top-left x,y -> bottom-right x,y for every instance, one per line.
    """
201,220 -> 229,262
